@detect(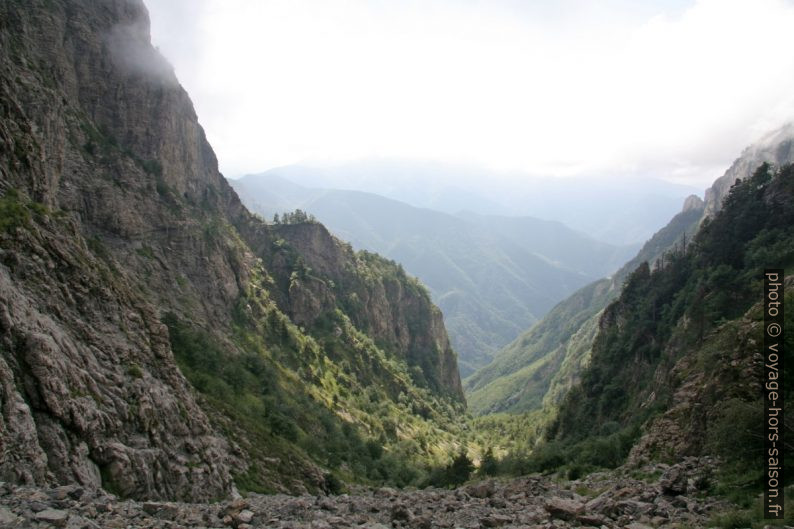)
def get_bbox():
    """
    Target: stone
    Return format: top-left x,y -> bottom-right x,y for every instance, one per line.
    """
576,513 -> 608,526
34,508 -> 69,527
488,497 -> 506,509
0,507 -> 18,524
544,497 -> 583,521
686,473 -> 710,494
142,502 -> 179,519
625,523 -> 654,529
65,515 -> 101,529
235,509 -> 255,523
319,498 -> 337,511
413,515 -> 433,529
467,480 -> 495,498
50,485 -> 82,501
391,504 -> 413,521
584,493 -> 615,516
480,514 -> 512,527
0,472 -> 729,529
226,498 -> 249,513
660,467 -> 687,495
30,501 -> 49,512
615,499 -> 654,516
